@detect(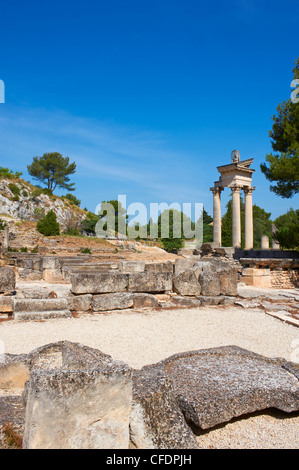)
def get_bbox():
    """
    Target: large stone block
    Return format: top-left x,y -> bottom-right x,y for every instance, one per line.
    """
68,294 -> 92,312
133,293 -> 159,309
119,261 -> 145,273
92,293 -> 133,311
23,361 -> 132,449
145,261 -> 173,273
0,268 -> 15,293
172,268 -> 201,296
156,346 -> 299,430
195,261 -> 221,296
14,298 -> 69,312
130,368 -> 199,449
128,272 -> 172,293
71,272 -> 129,294
209,260 -> 238,296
